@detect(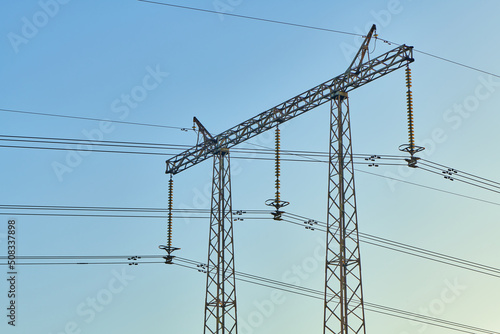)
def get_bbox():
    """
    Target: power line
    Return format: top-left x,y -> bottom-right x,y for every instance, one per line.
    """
137,1 -> 500,79
0,204 -> 264,213
357,169 -> 500,207
3,153 -> 500,211
0,254 -> 165,260
281,213 -> 500,279
0,254 -> 494,333
0,144 -> 177,156
0,134 -> 192,150
418,163 -> 500,195
0,205 -> 268,219
0,143 -> 408,165
18,134 -> 500,182
239,143 -> 500,204
172,258 -> 498,334
0,212 -> 270,219
413,49 -> 500,79
3,205 -> 500,279
0,134 -> 404,161
421,158 -> 500,187
0,108 -> 193,131
0,134 -> 399,158
137,0 -> 362,37
0,139 -> 407,165
420,160 -> 500,189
